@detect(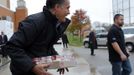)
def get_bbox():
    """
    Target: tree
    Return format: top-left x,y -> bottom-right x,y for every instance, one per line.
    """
68,9 -> 91,41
